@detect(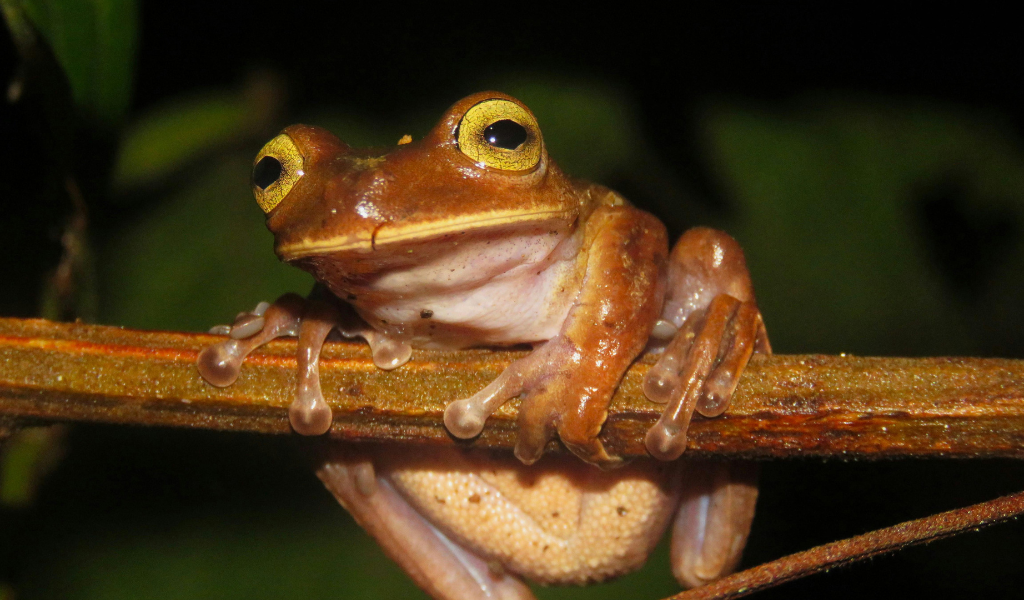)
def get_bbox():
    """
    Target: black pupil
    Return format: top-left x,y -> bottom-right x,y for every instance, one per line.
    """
252,156 -> 283,190
483,120 -> 528,150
